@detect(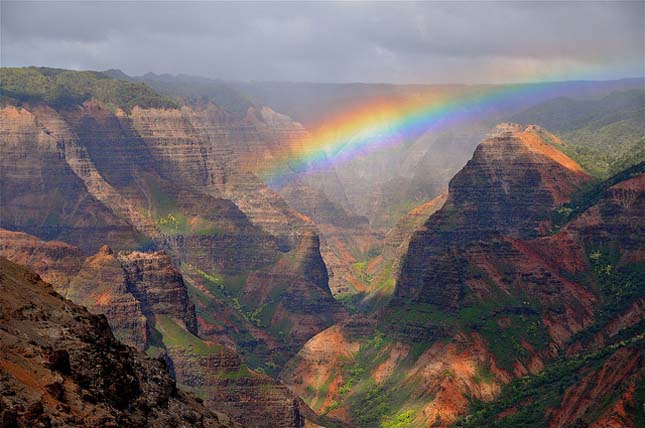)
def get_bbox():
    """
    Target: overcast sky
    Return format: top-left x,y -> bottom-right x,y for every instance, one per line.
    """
1,1 -> 643,84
